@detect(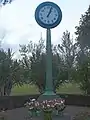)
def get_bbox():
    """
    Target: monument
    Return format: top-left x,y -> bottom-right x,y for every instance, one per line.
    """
35,1 -> 62,101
